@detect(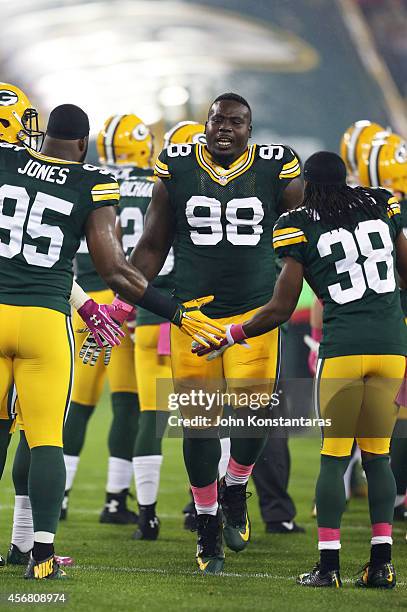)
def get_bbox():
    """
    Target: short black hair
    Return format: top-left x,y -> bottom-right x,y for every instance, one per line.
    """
210,93 -> 252,120
46,104 -> 89,140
